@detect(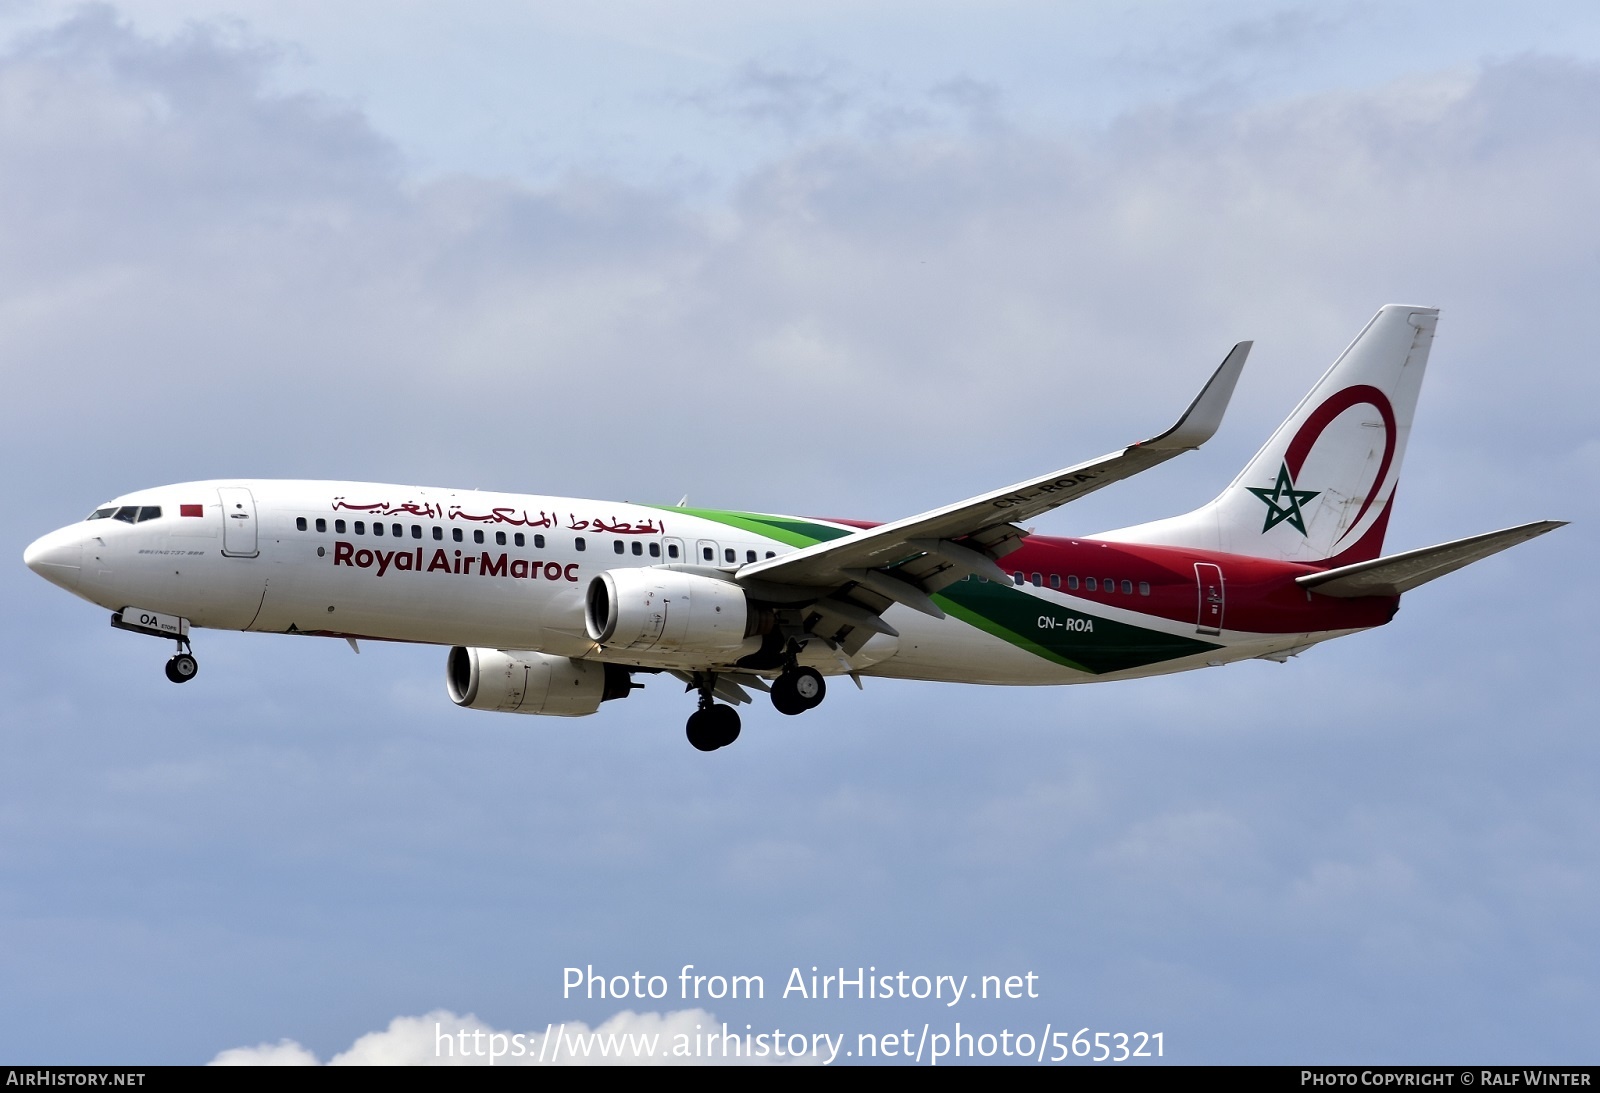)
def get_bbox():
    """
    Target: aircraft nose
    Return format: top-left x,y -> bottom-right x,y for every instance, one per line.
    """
23,526 -> 83,591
